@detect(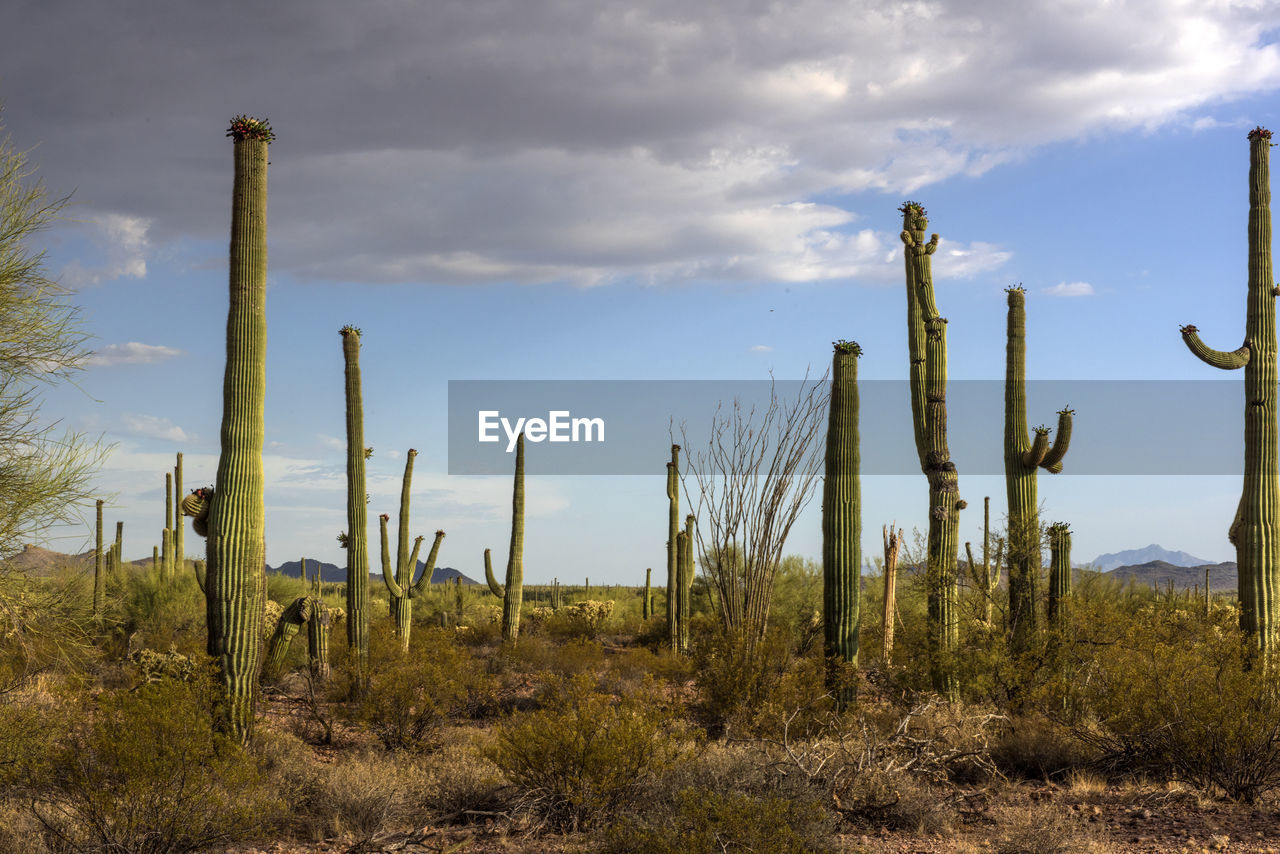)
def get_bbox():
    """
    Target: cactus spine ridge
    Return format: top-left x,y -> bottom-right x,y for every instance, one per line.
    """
822,340 -> 861,702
